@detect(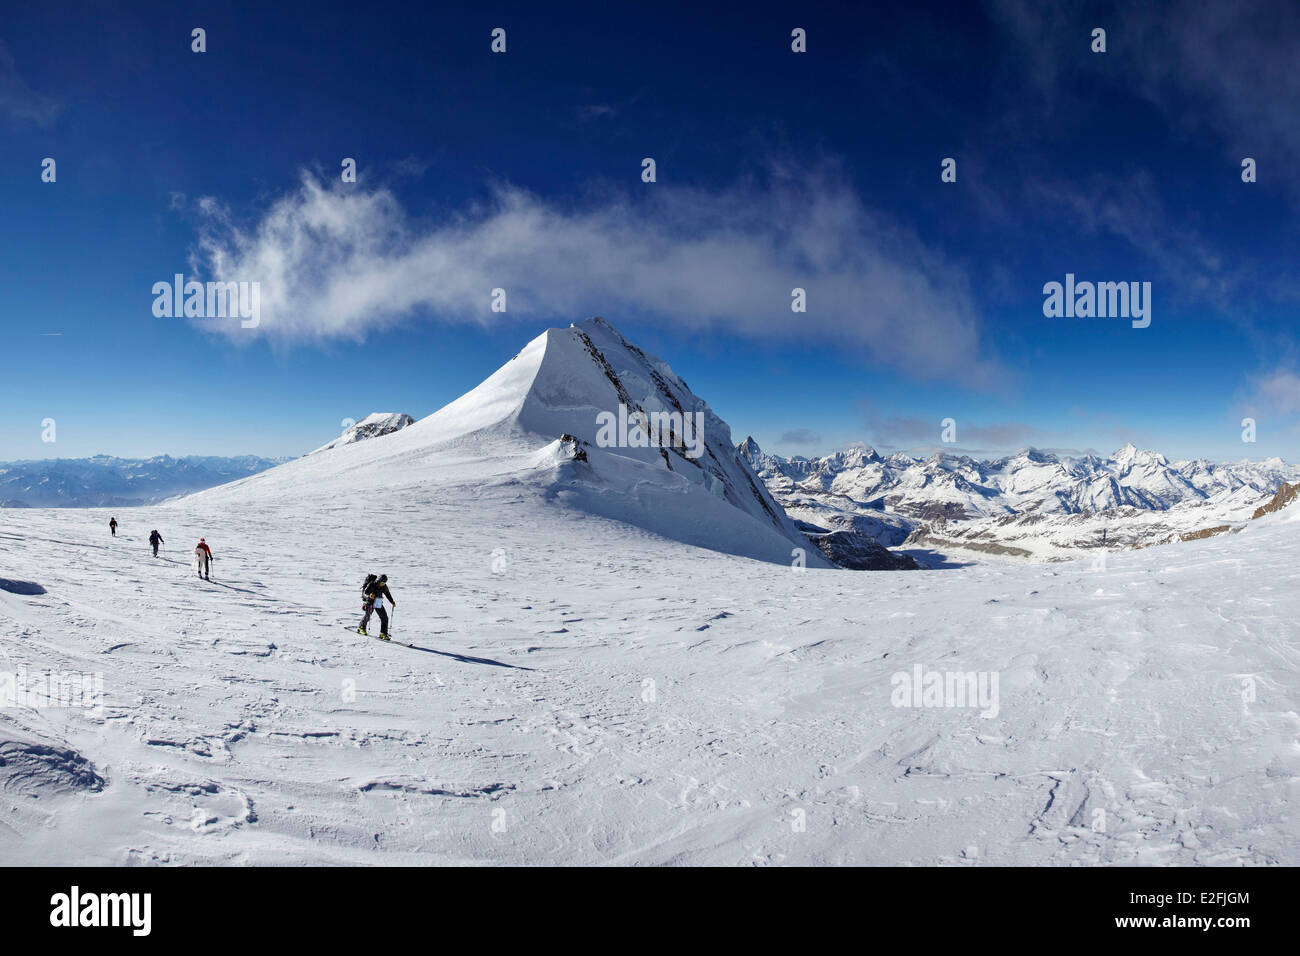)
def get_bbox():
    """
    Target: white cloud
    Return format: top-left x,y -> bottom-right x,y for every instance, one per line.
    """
189,167 -> 1003,386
